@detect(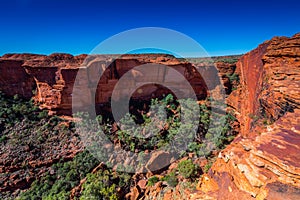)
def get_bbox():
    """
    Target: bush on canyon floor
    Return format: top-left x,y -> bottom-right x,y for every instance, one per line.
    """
113,94 -> 237,157
18,151 -> 99,200
116,94 -> 183,152
0,135 -> 7,143
80,168 -> 132,200
80,171 -> 118,200
226,73 -> 240,83
162,171 -> 178,187
177,159 -> 198,179
147,176 -> 160,186
203,162 -> 213,173
0,92 -> 41,134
